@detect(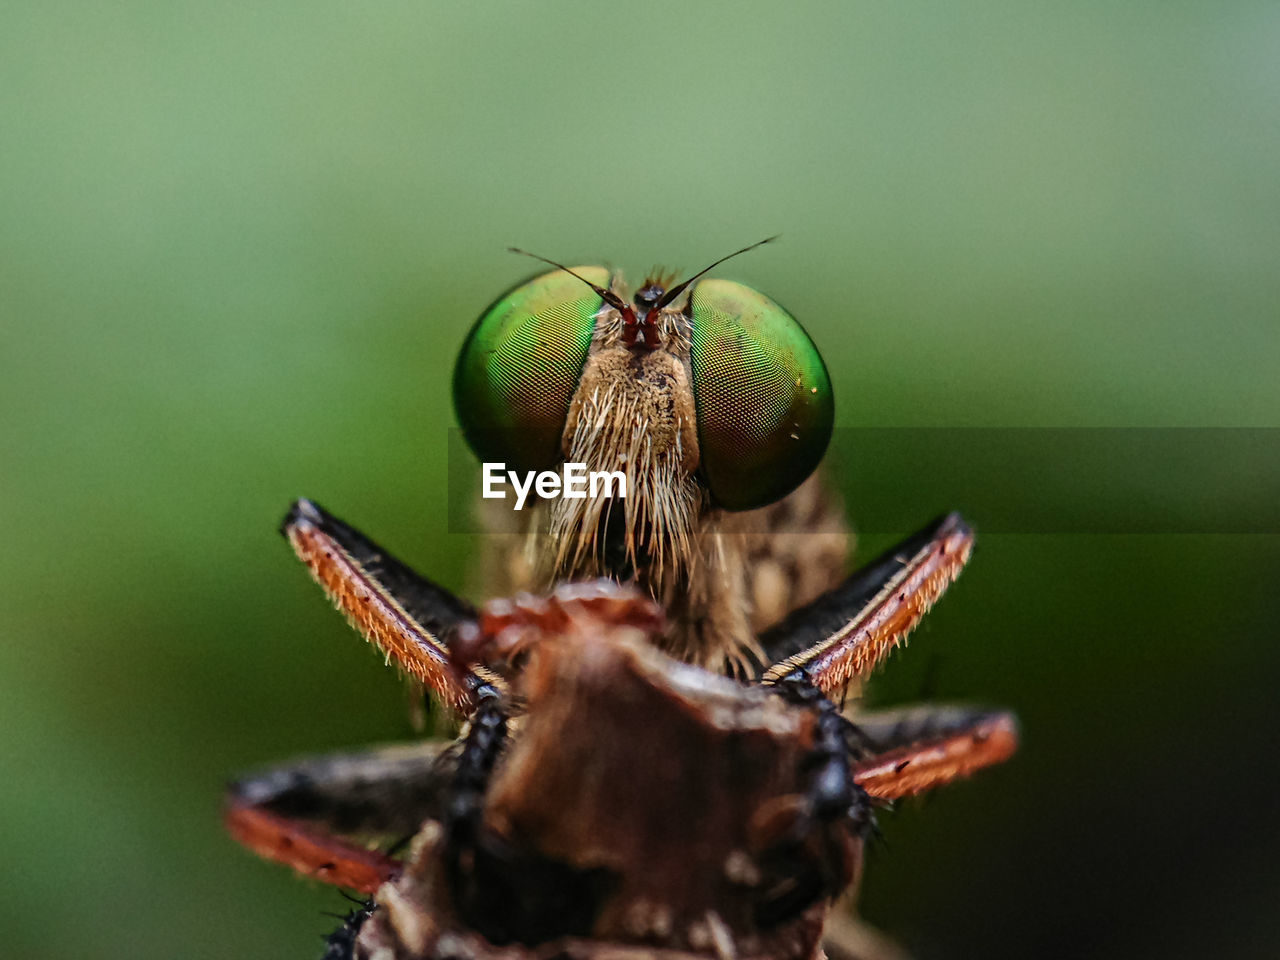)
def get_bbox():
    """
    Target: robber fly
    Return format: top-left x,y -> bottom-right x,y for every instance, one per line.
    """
225,242 -> 1018,959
